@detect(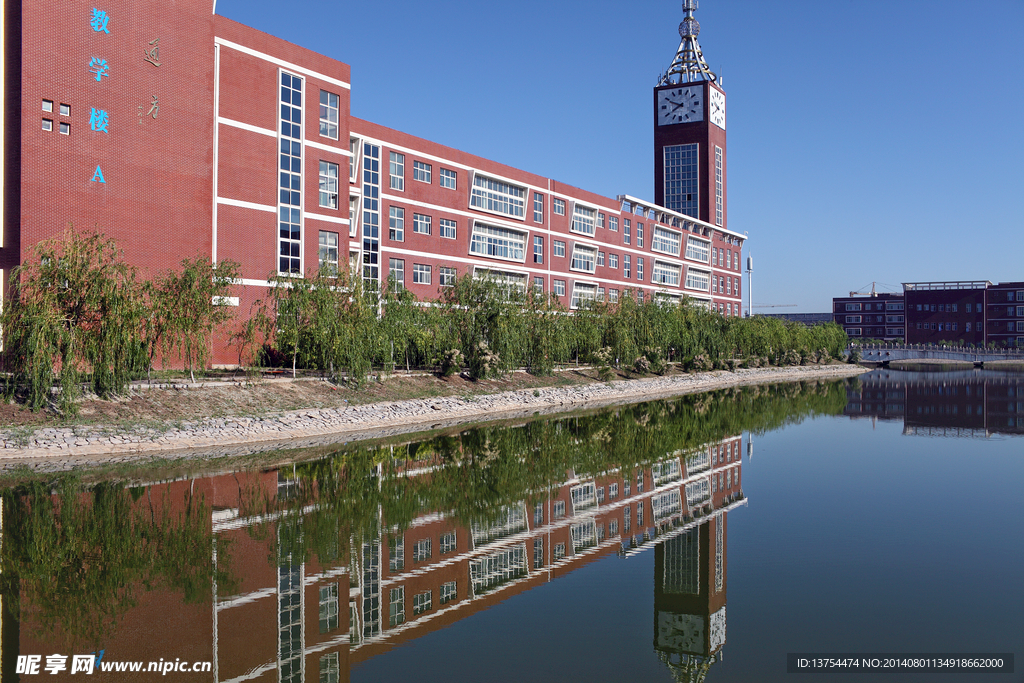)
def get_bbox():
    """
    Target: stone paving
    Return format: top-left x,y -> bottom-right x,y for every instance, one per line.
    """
0,364 -> 865,472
